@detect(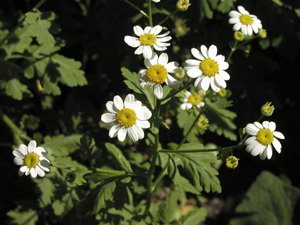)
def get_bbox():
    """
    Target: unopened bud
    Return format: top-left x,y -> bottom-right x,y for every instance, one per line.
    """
176,0 -> 191,11
218,88 -> 227,97
261,102 -> 275,116
66,171 -> 76,183
226,156 -> 239,169
258,29 -> 267,39
234,31 -> 244,42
